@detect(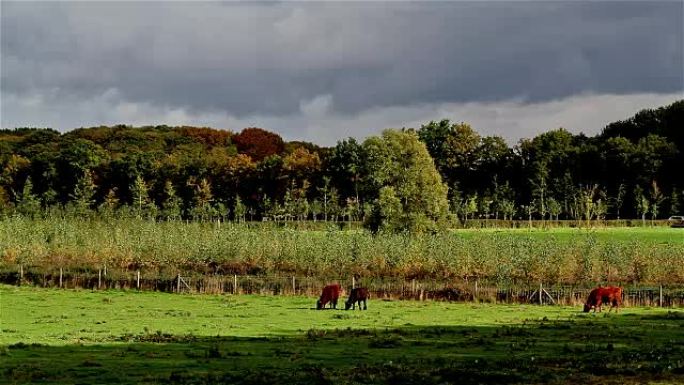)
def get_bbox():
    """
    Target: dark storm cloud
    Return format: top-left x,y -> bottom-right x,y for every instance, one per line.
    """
1,1 -> 682,142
